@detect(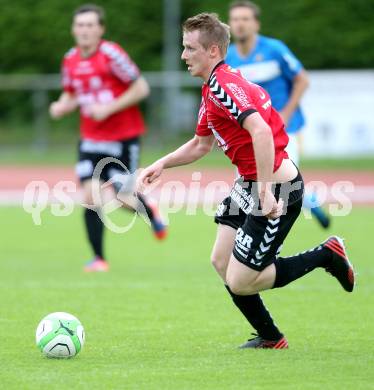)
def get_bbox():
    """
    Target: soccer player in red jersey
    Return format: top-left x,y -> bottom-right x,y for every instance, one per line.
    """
50,4 -> 166,272
138,13 -> 355,348
227,1 -> 330,229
